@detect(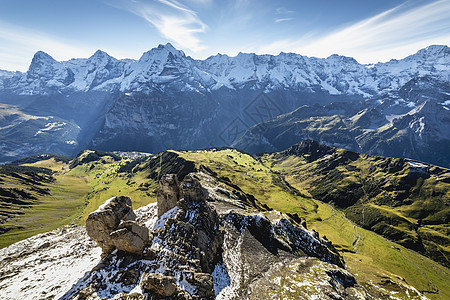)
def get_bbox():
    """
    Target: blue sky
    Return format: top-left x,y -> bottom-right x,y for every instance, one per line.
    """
0,0 -> 449,71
